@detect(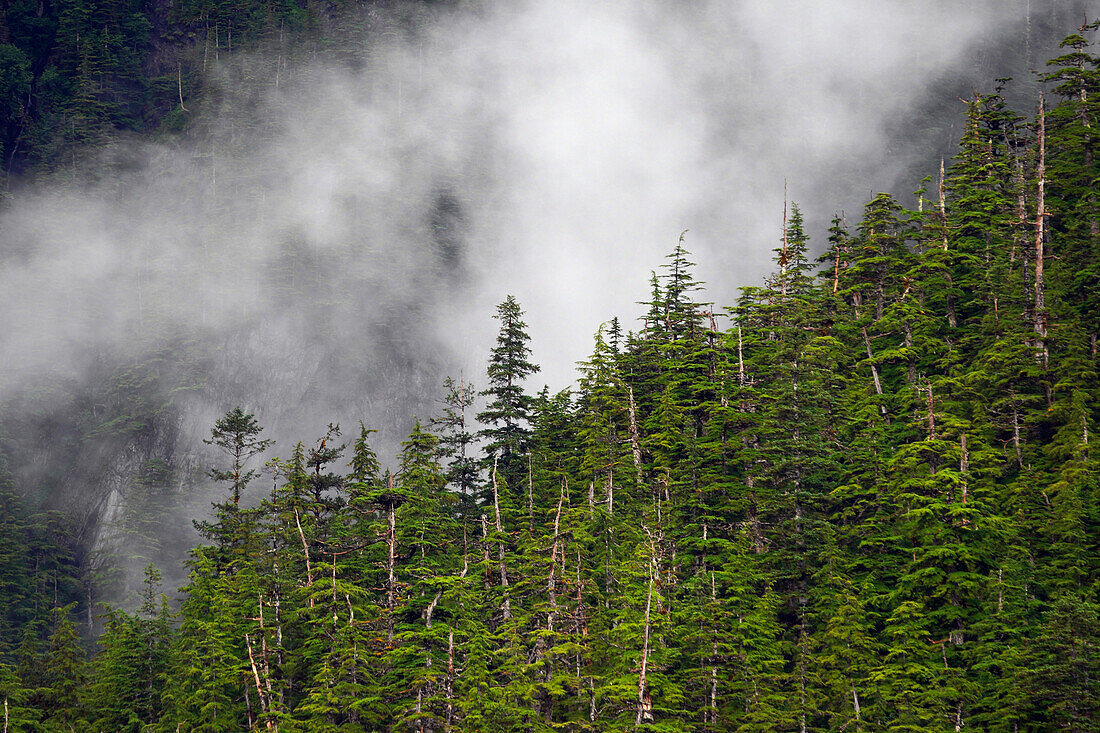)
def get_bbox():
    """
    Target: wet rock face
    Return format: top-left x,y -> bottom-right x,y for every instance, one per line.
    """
0,362 -> 195,605
2,306 -> 451,608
